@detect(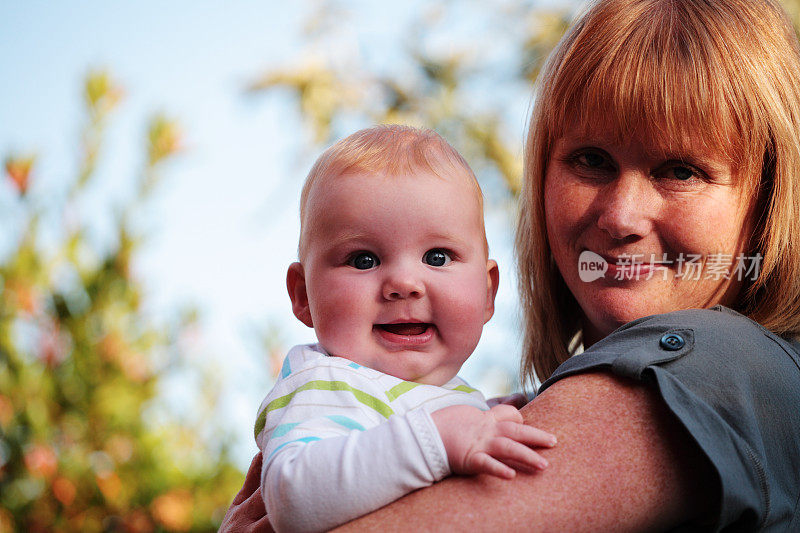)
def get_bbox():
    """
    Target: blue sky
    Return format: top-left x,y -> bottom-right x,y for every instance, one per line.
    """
0,0 -> 571,468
